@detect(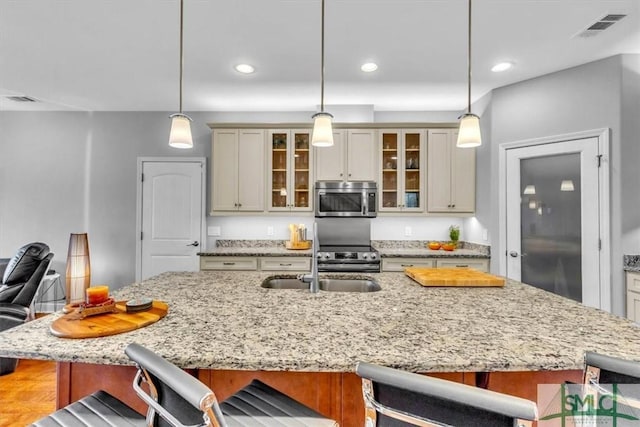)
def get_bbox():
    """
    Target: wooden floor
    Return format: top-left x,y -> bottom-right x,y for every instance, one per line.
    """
0,312 -> 57,426
0,358 -> 56,426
